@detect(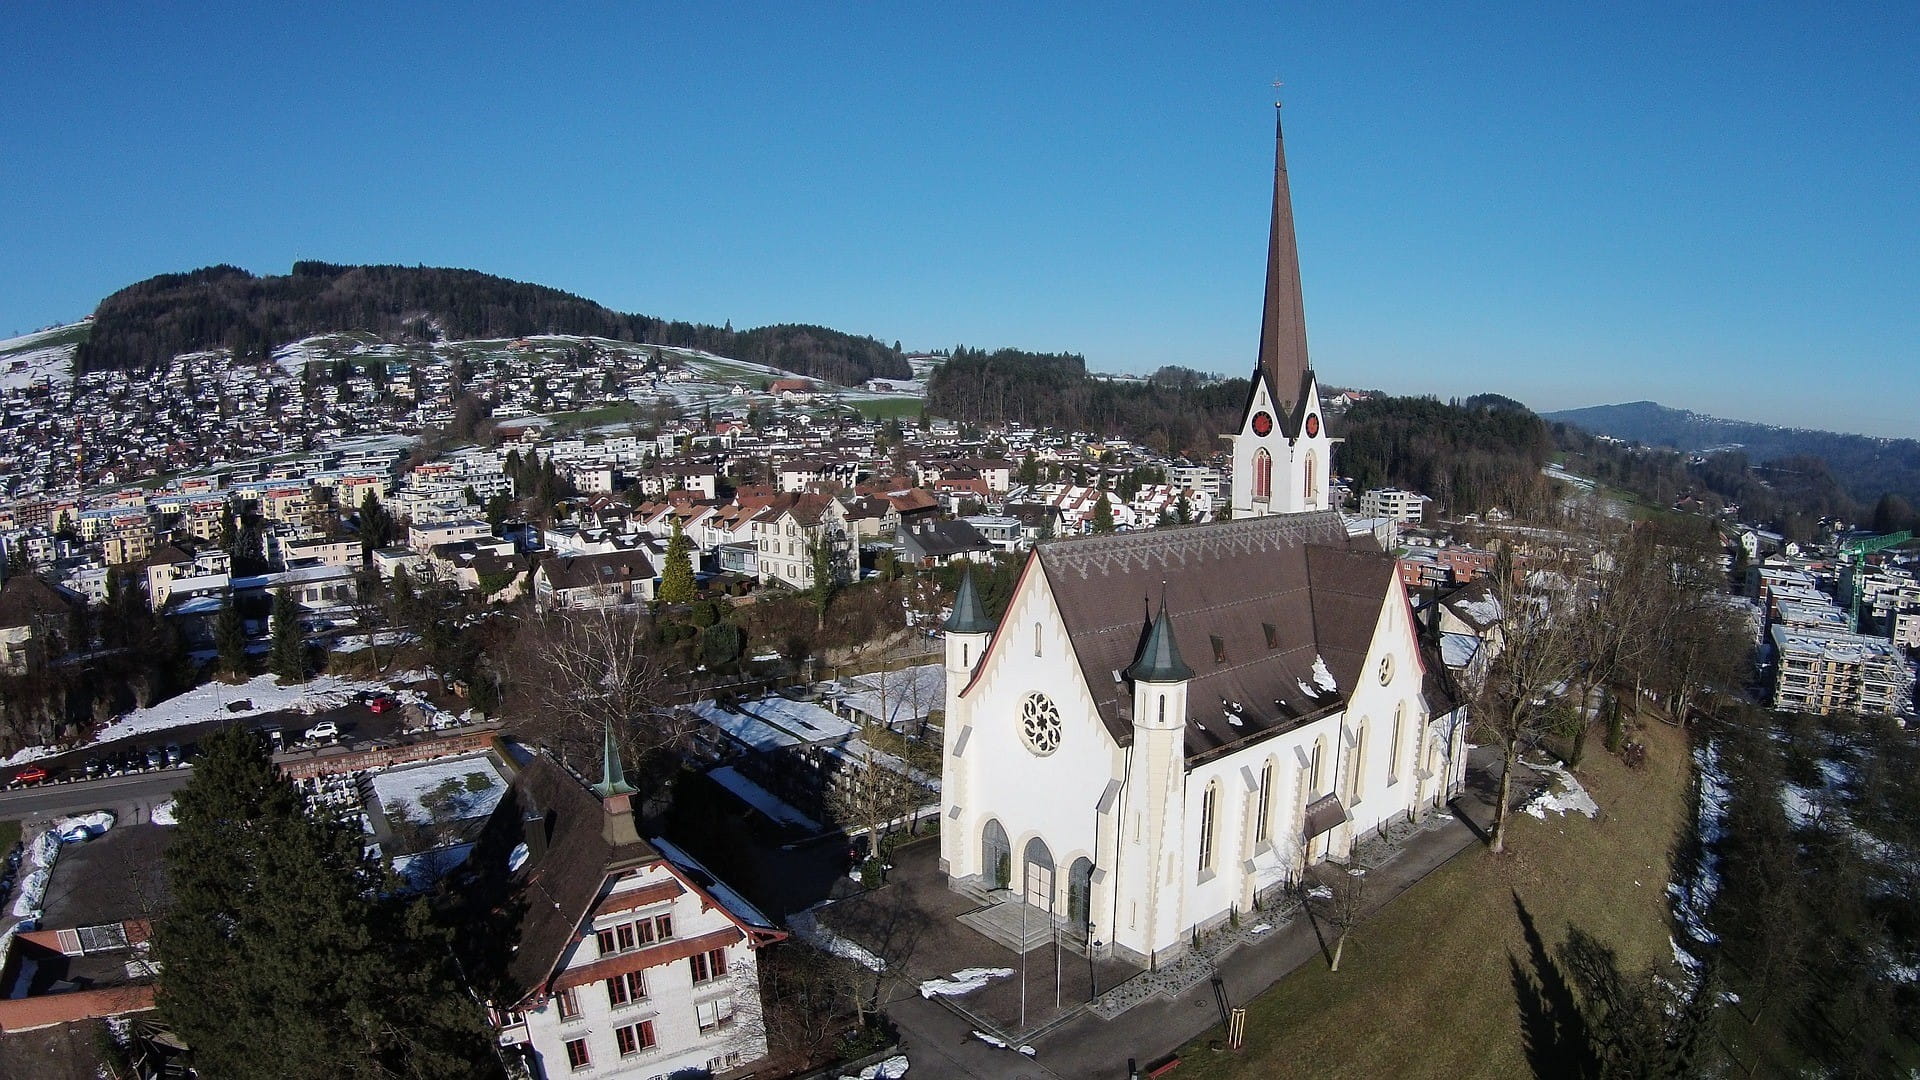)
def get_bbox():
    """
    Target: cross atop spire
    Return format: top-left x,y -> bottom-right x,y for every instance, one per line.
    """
591,718 -> 636,799
1258,103 -> 1313,412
